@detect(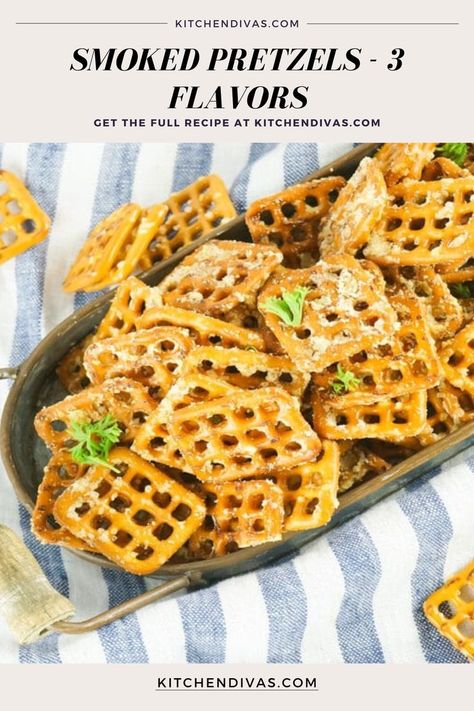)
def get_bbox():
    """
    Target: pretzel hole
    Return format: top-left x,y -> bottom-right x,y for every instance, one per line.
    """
253,518 -> 265,532
232,455 -> 252,466
403,241 -> 417,251
354,301 -> 369,312
95,479 -> 112,497
388,369 -> 403,382
243,315 -> 259,329
328,190 -> 339,203
296,328 -> 311,340
437,600 -> 455,619
429,240 -> 442,251
281,203 -> 296,219
194,440 -> 208,453
189,386 -> 210,401
350,350 -> 368,364
22,219 -> 36,234
6,199 -> 21,215
210,462 -> 225,472
268,232 -> 284,248
393,414 -> 408,425
133,509 -> 155,526
75,502 -> 90,517
401,333 -> 418,352
225,541 -> 239,554
235,407 -> 254,420
45,514 -> 61,530
326,313 -> 338,322
305,194 -> 319,208
115,461 -> 129,476
363,414 -> 380,424
305,497 -> 319,515
153,491 -> 172,508
260,448 -> 278,461
114,530 -> 133,548
154,522 -> 174,540
448,351 -> 464,366
92,515 -> 111,530
133,411 -> 148,425
113,318 -> 125,330
287,474 -> 302,491
458,393 -> 474,413
260,210 -> 274,226
110,495 -> 132,513
224,365 -> 239,375
51,419 -> 67,432
362,374 -> 375,386
52,486 -> 66,499
364,317 -> 379,328
246,428 -> 266,441
181,419 -> 201,434
225,495 -> 242,509
284,499 -> 295,517
432,422 -> 448,435
130,475 -> 151,493
134,545 -> 154,561
279,372 -> 293,384
457,620 -> 474,639
459,584 -> 474,602
434,218 -> 449,230
386,218 -> 402,232
285,441 -> 302,452
336,415 -> 348,426
58,465 -> 74,480
413,360 -> 428,376
221,435 -> 238,448
114,390 -> 132,404
209,335 -> 223,345
409,218 -> 425,231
